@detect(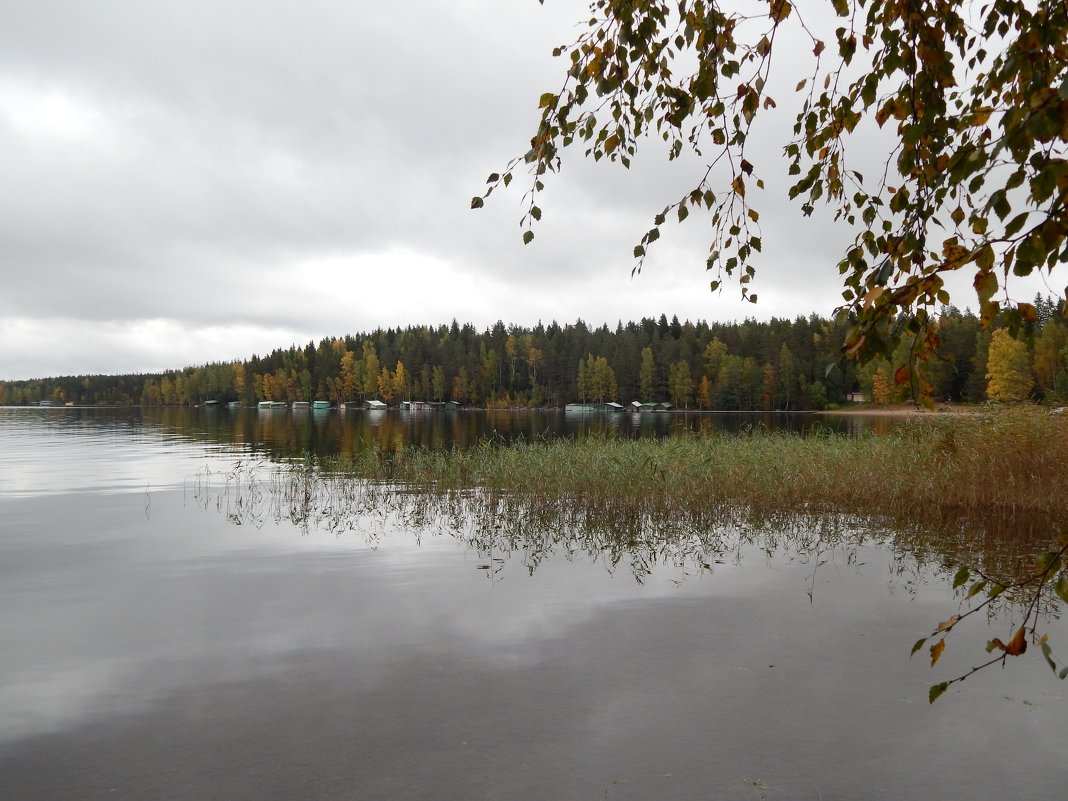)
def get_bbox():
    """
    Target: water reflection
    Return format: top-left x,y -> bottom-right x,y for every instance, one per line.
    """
0,405 -> 902,466
3,409 -> 1067,800
193,457 -> 1055,597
